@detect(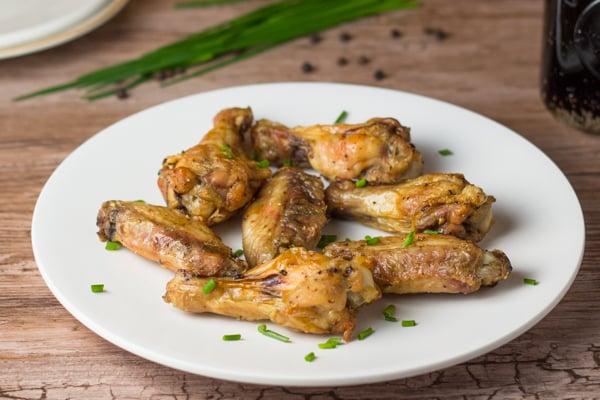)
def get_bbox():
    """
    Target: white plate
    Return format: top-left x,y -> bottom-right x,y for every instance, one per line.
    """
0,0 -> 129,59
31,83 -> 585,386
